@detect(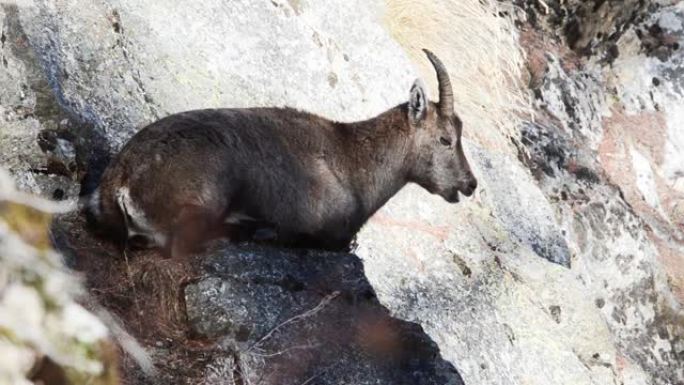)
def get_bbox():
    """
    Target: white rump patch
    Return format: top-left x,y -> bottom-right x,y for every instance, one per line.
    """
116,187 -> 167,246
224,212 -> 257,225
87,188 -> 102,217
